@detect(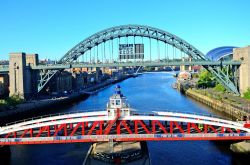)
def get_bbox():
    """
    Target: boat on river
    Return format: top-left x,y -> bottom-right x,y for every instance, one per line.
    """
83,85 -> 151,165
